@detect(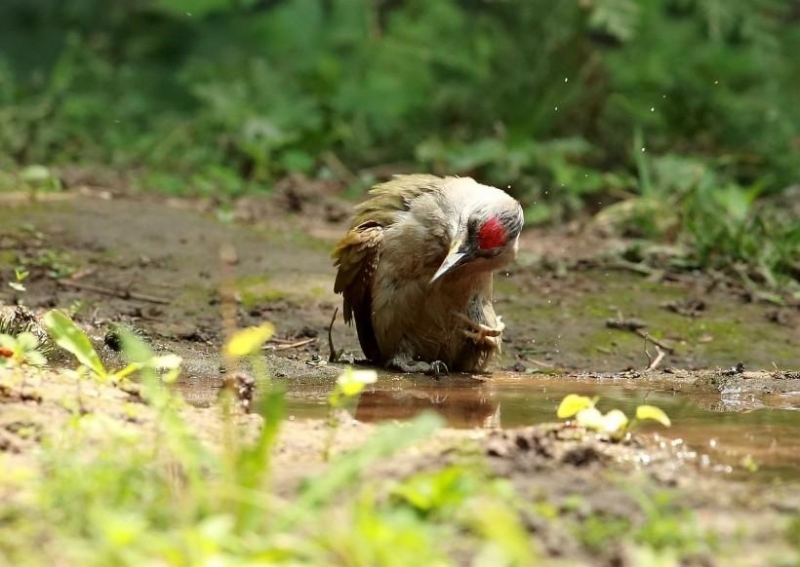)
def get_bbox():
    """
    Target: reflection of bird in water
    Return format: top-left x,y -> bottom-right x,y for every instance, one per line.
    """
354,381 -> 501,429
332,174 -> 523,375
